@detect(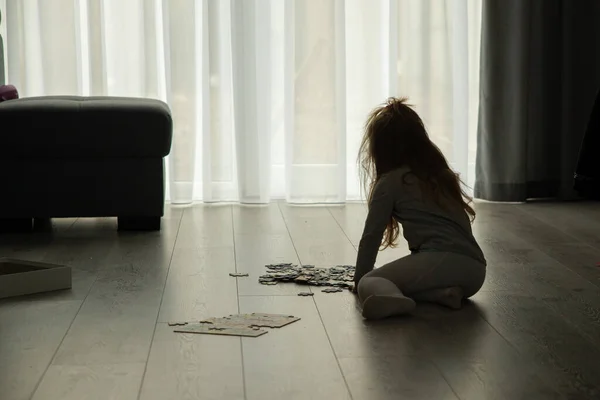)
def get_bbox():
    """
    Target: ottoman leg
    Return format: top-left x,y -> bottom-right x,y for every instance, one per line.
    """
0,218 -> 34,233
33,218 -> 53,232
118,216 -> 161,231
